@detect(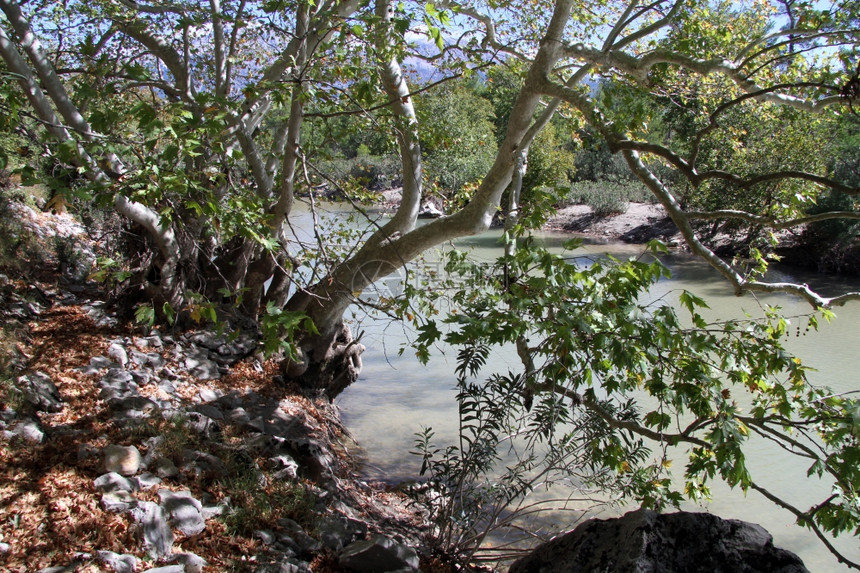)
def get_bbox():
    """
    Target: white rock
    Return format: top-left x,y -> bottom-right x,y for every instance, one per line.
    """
103,444 -> 141,476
